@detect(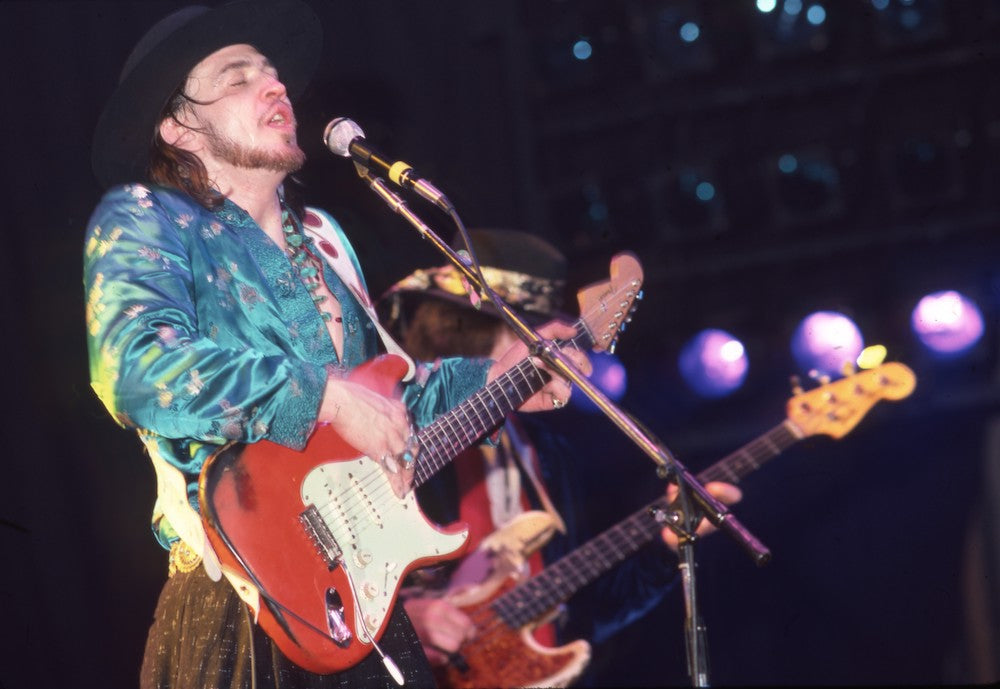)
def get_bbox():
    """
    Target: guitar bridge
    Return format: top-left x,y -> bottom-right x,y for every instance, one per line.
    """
300,504 -> 343,570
